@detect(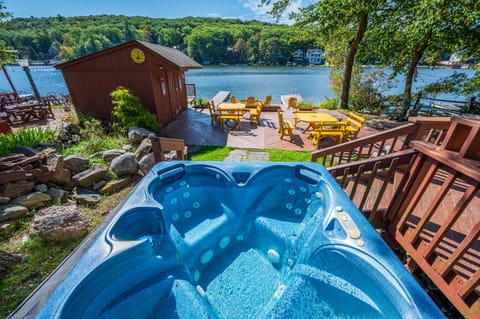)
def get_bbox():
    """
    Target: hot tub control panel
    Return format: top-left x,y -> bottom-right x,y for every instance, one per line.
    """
338,212 -> 361,239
